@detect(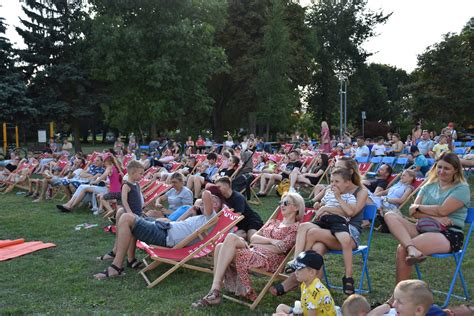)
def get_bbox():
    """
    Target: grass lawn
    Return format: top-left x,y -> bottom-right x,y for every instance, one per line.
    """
1,179 -> 473,314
